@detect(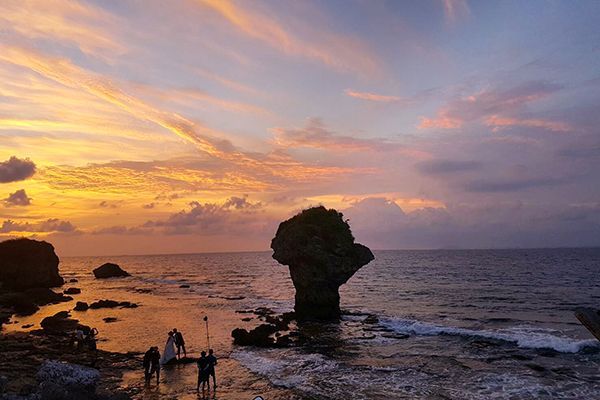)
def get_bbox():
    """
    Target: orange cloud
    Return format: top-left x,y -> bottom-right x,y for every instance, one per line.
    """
197,0 -> 382,76
1,0 -> 124,59
192,67 -> 260,95
1,45 -> 353,183
344,89 -> 403,103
